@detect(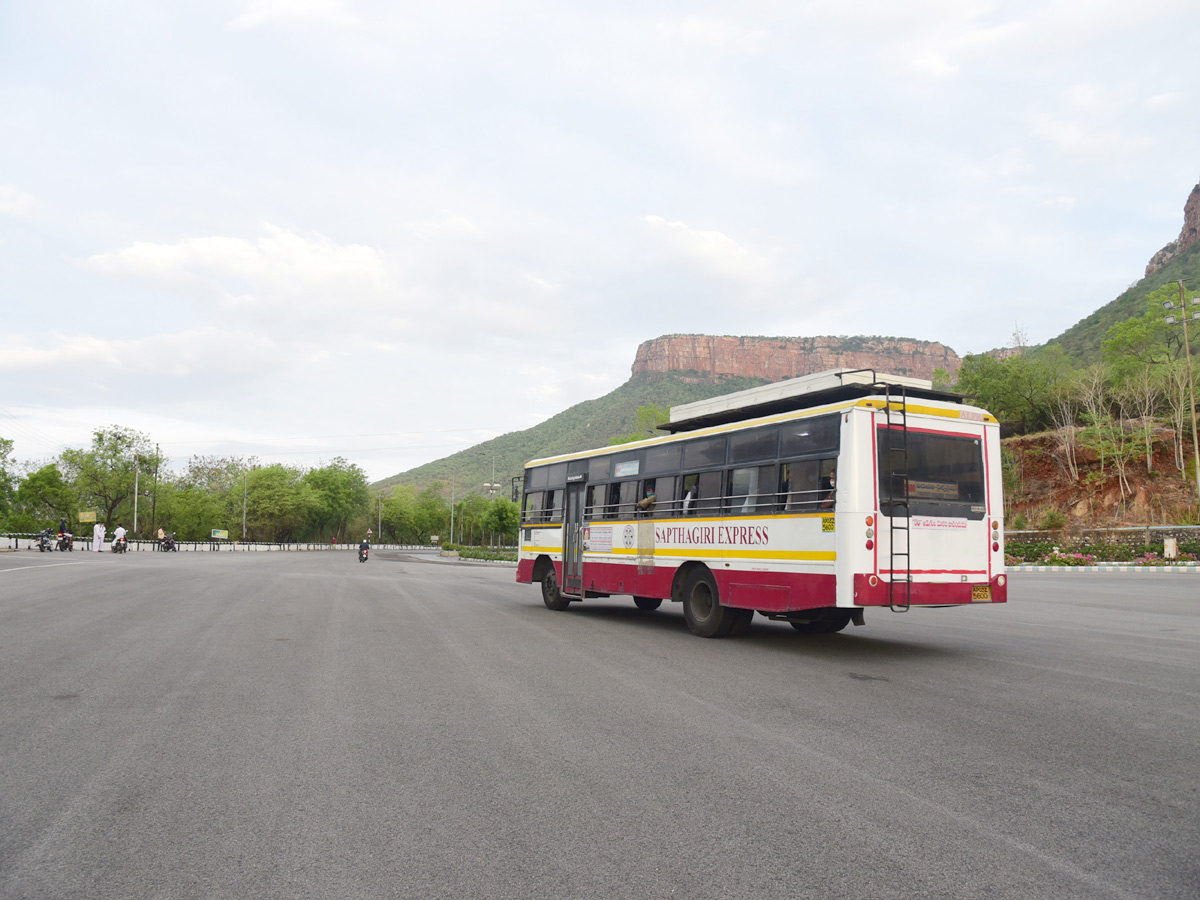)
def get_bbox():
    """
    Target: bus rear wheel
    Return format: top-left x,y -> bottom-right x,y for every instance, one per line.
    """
541,568 -> 571,611
633,596 -> 662,611
681,569 -> 748,638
